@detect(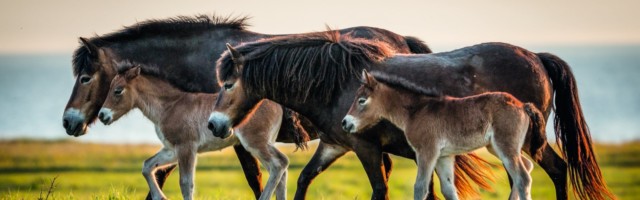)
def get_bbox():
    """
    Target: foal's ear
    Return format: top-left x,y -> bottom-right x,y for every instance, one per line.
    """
79,37 -> 98,55
361,70 -> 378,88
124,66 -> 141,80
